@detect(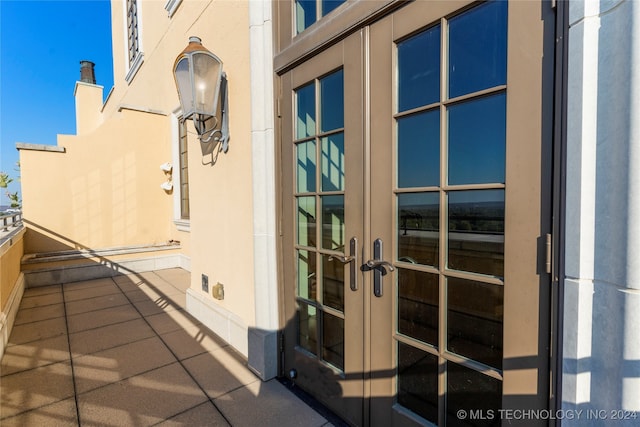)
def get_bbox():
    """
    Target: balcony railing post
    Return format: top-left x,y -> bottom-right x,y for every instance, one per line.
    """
1,212 -> 22,232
